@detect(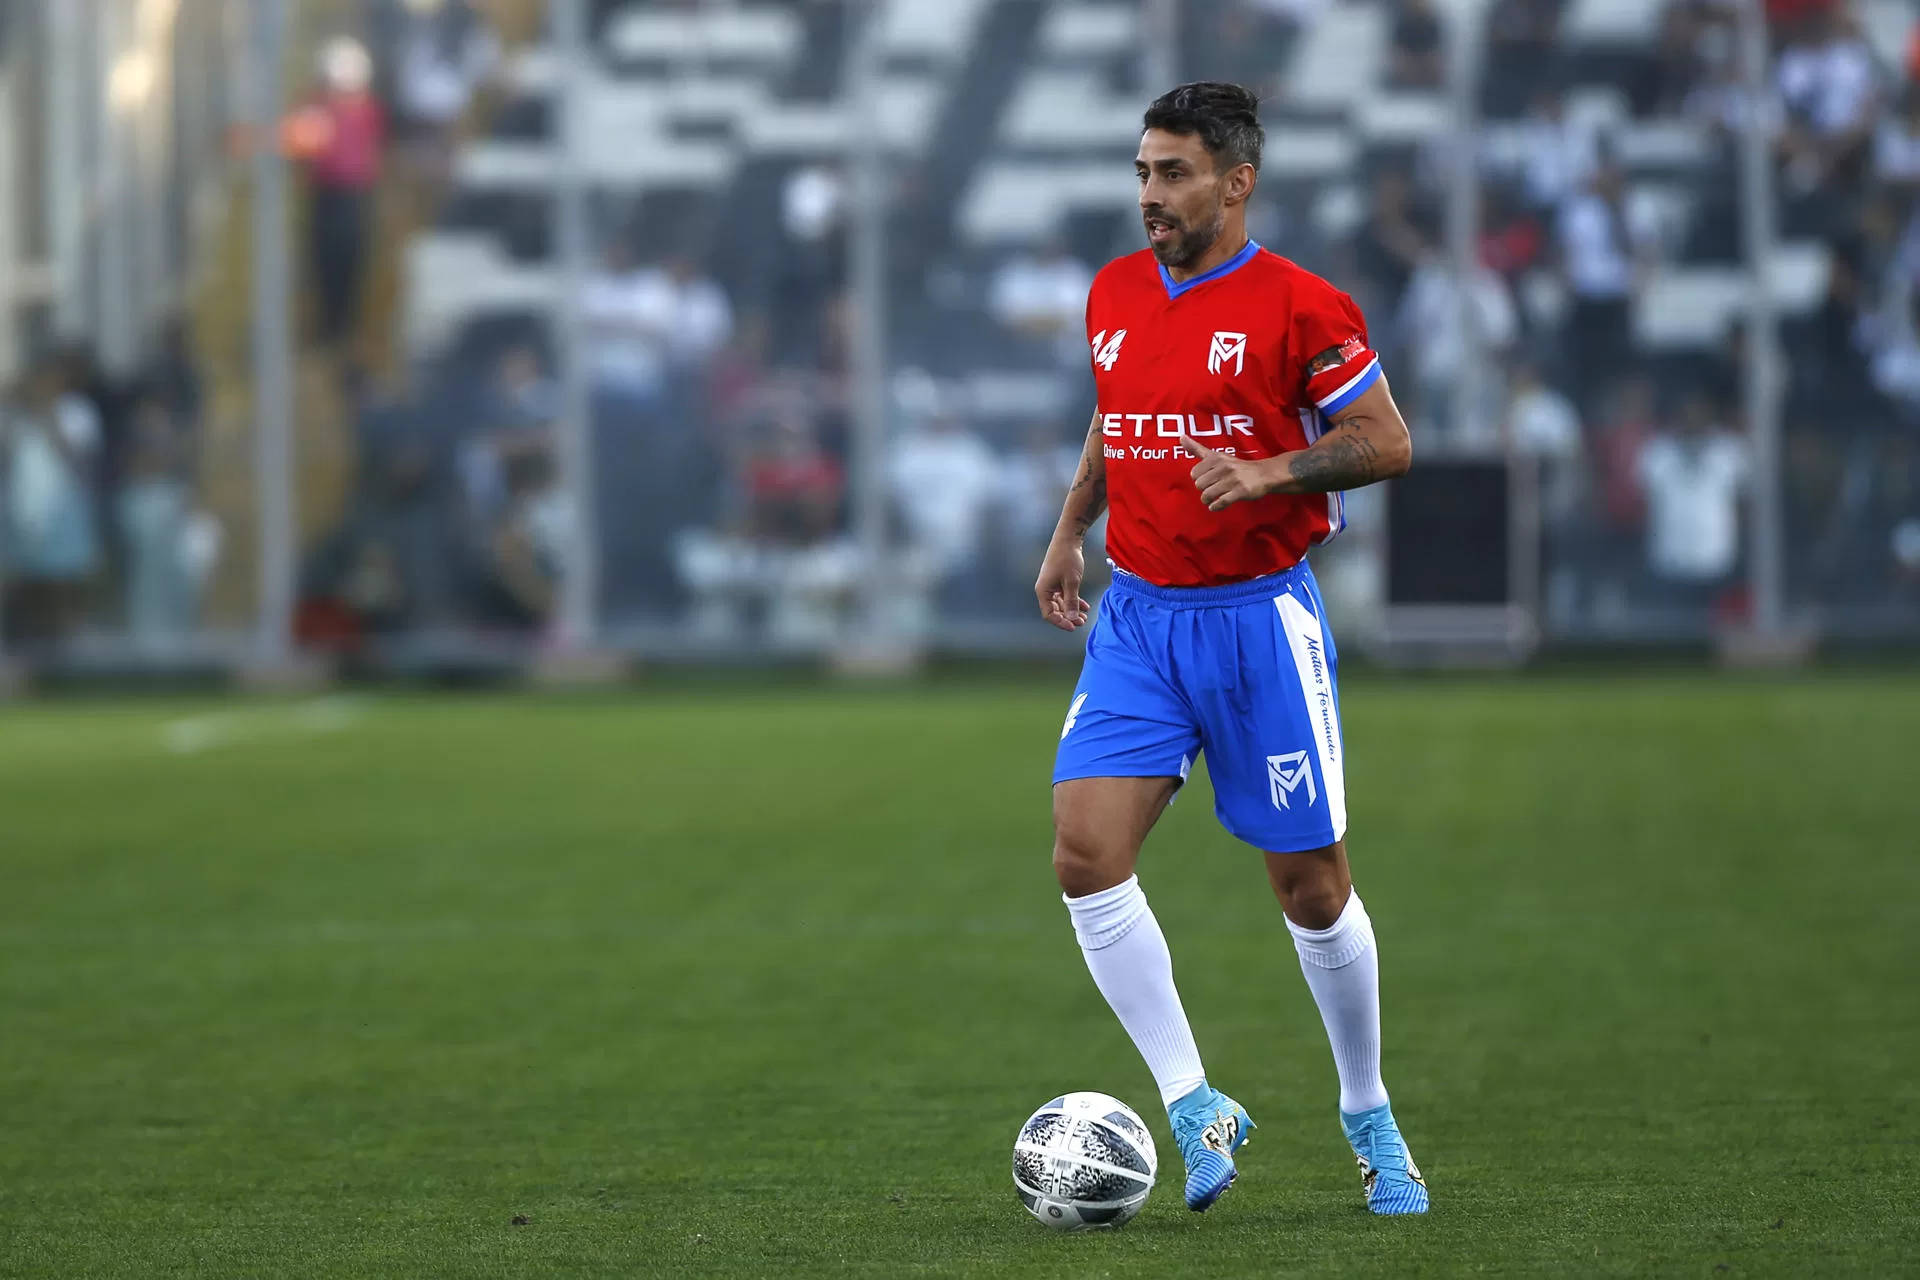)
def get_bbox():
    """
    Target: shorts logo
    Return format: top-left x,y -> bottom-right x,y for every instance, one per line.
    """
1091,330 -> 1127,371
1061,692 -> 1089,740
1267,750 -> 1317,810
1208,331 -> 1248,376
